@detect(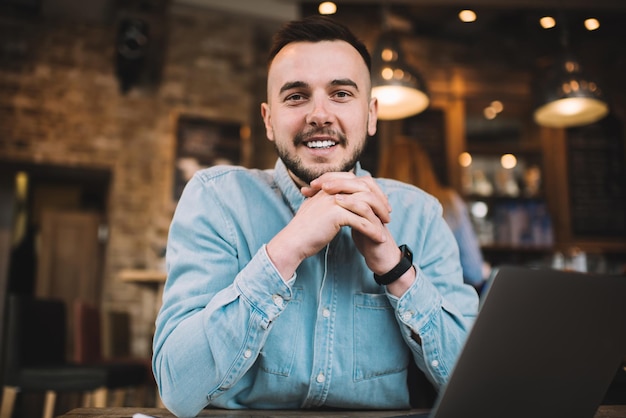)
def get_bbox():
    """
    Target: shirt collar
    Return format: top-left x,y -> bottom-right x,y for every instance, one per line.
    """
273,159 -> 305,215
